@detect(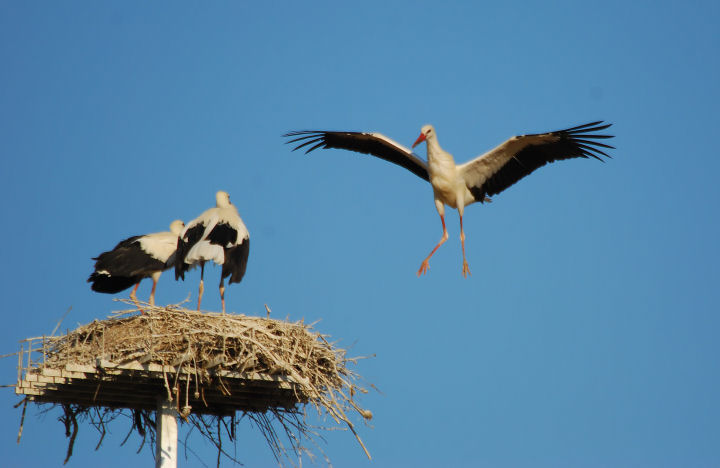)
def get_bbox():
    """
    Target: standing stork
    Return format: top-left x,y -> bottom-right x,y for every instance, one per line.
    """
88,220 -> 185,305
175,191 -> 250,313
285,121 -> 614,277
